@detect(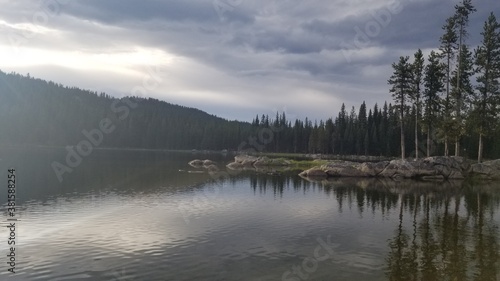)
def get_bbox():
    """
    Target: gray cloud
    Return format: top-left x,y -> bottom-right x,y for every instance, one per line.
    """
0,0 -> 499,121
